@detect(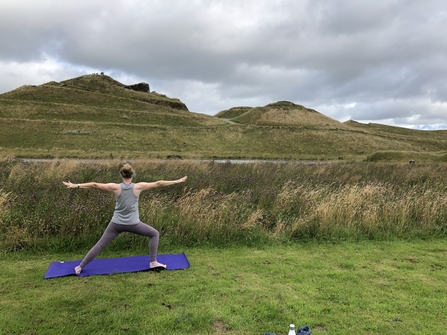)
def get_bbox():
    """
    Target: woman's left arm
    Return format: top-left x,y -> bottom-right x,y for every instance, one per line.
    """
135,176 -> 187,192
